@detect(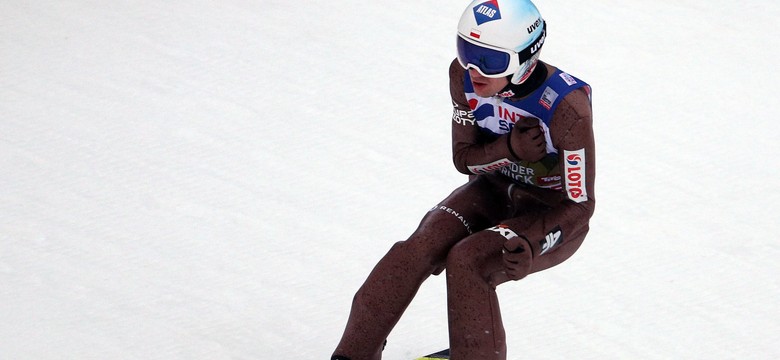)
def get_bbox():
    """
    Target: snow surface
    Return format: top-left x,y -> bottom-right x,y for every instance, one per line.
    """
1,1 -> 779,359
